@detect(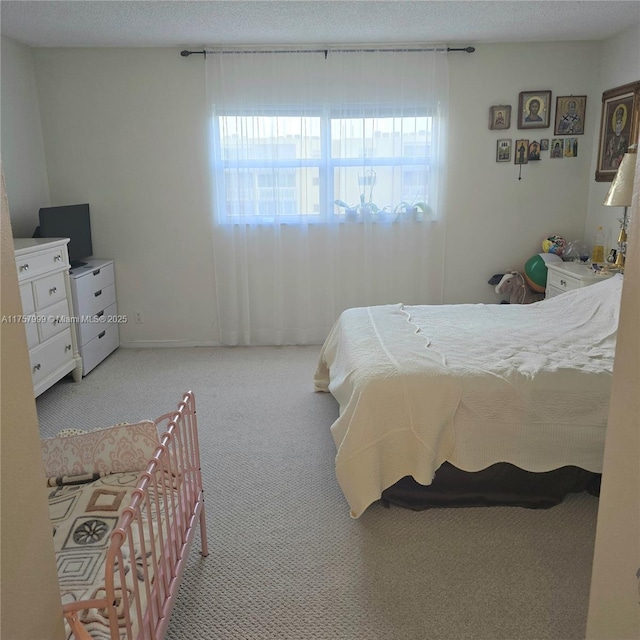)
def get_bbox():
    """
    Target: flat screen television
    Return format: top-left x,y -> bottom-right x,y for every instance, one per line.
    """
38,203 -> 93,268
